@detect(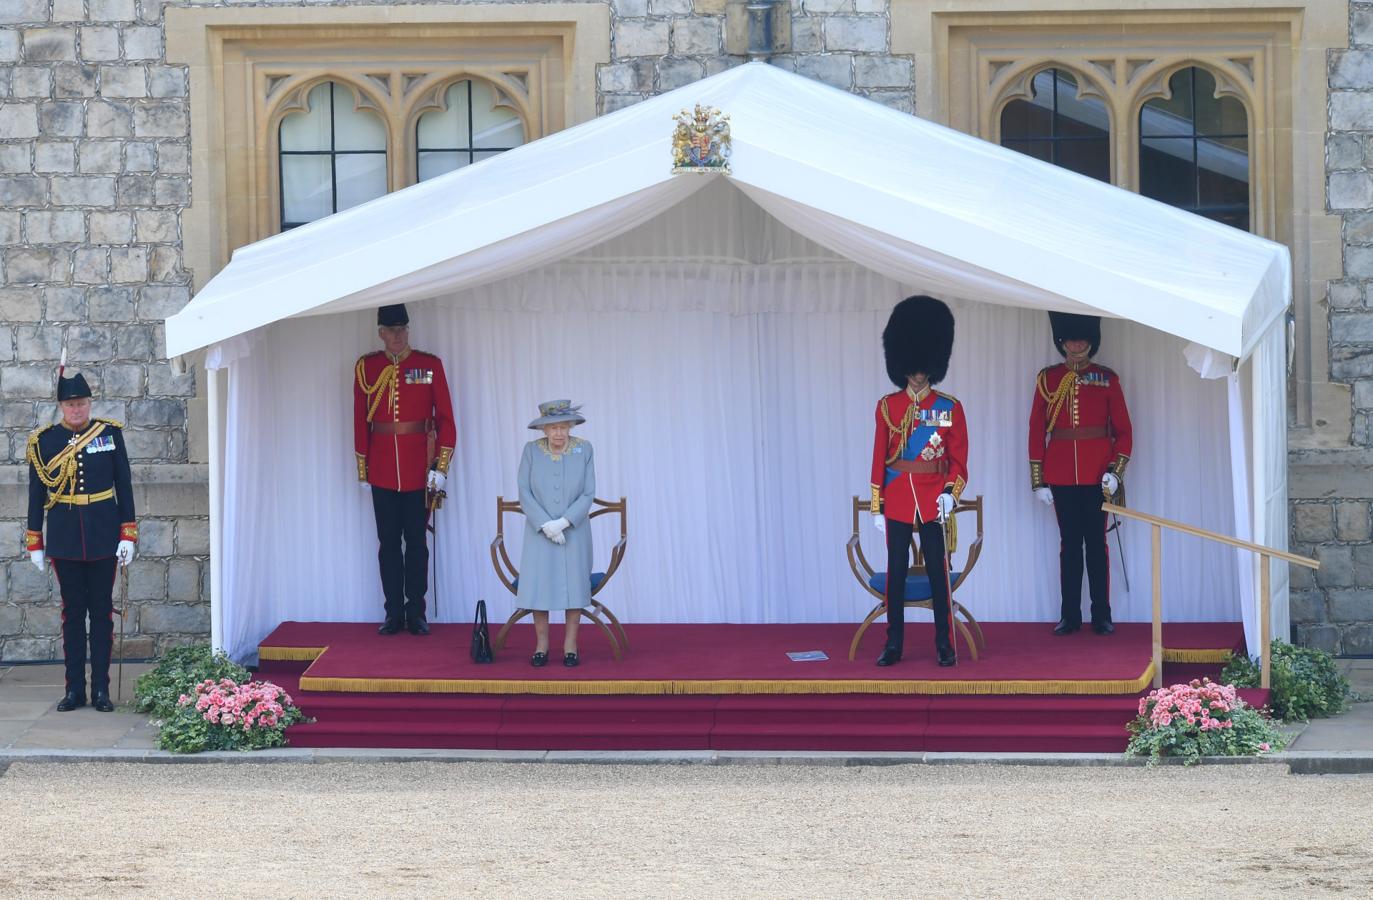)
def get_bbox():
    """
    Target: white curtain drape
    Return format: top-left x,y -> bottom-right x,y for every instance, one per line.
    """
217,215 -> 1242,659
